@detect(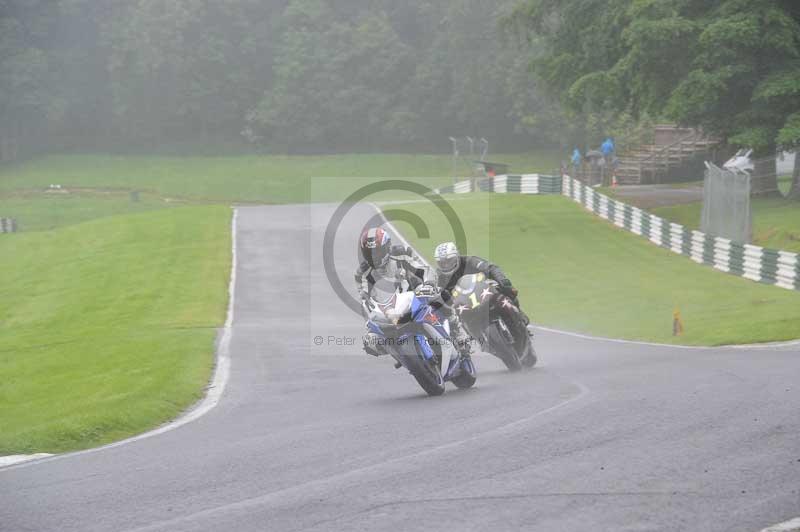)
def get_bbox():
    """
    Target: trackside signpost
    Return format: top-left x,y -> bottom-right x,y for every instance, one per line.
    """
0,218 -> 18,233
